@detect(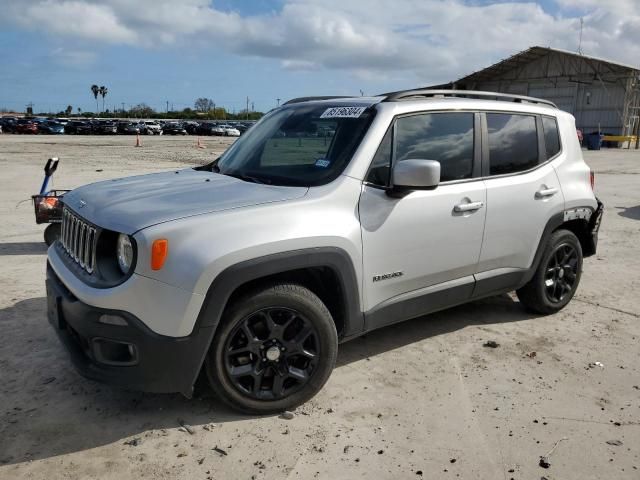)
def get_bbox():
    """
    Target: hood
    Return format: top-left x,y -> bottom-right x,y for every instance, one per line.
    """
63,169 -> 308,234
